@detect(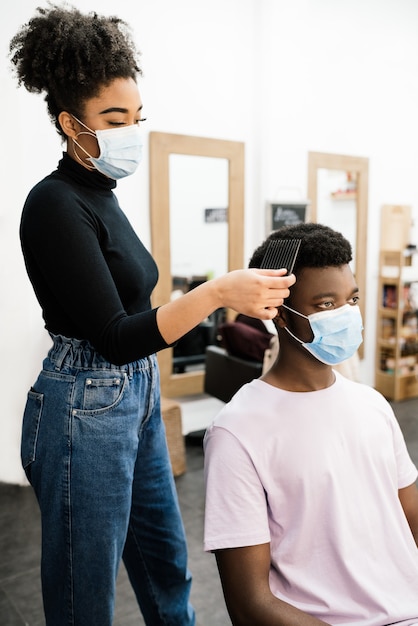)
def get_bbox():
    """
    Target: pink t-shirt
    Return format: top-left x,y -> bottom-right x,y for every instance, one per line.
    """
204,373 -> 418,625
